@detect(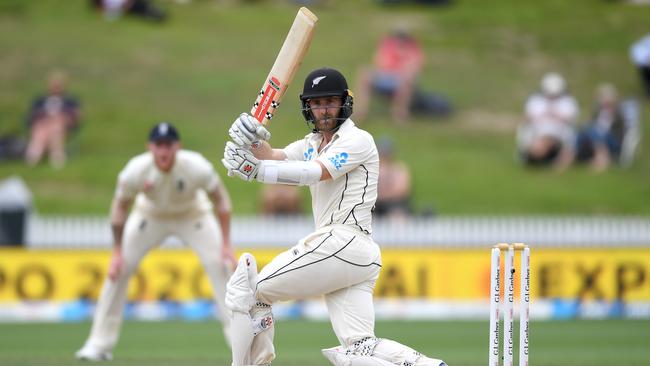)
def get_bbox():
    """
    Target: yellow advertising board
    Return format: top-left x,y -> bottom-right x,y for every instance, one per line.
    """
0,247 -> 649,302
